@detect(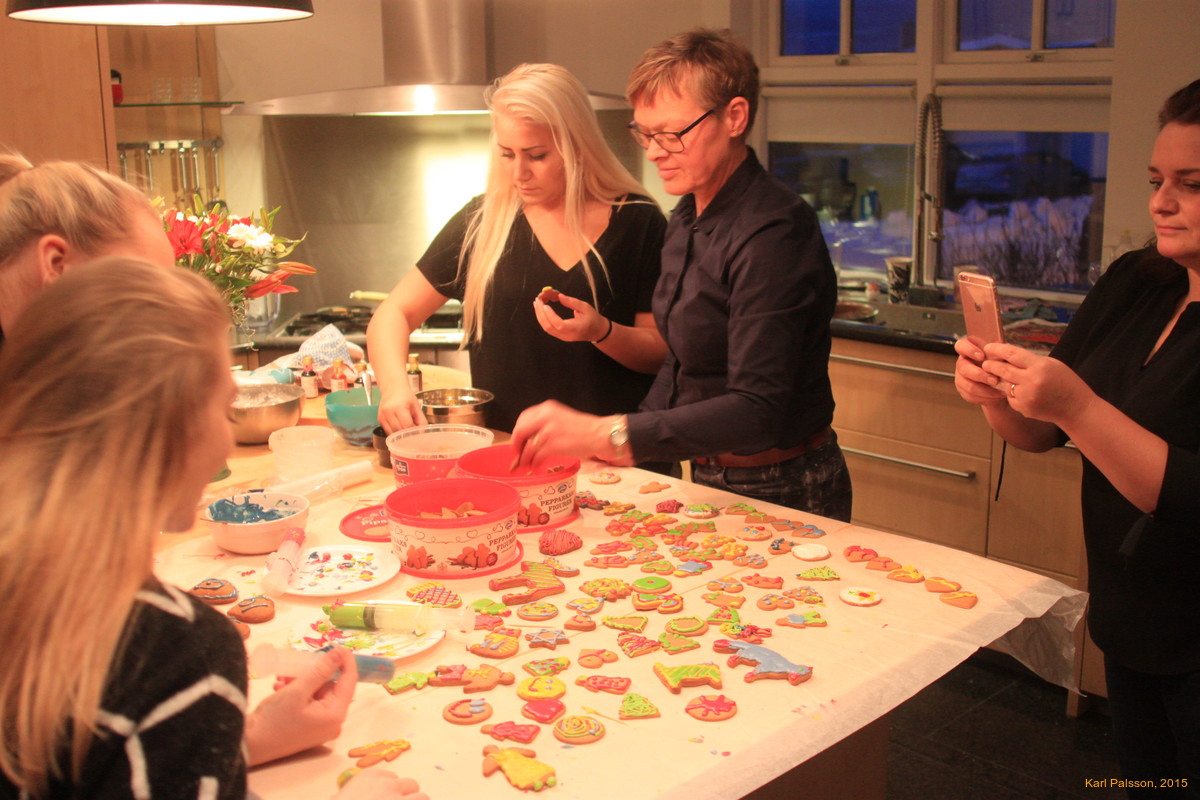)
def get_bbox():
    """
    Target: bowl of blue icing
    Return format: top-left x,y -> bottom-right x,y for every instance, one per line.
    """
204,491 -> 309,554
